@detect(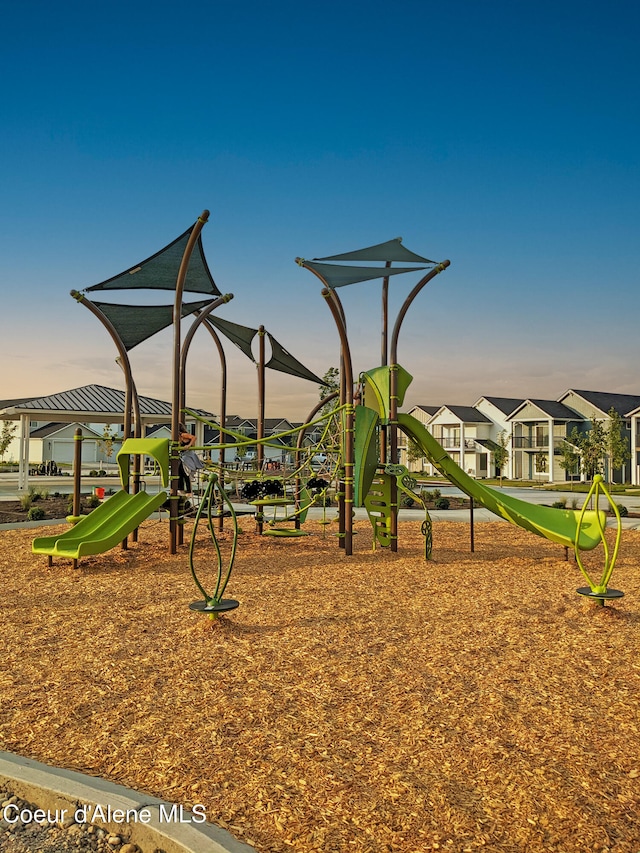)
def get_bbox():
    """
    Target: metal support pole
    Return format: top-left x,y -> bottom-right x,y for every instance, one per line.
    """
170,211 -> 210,554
